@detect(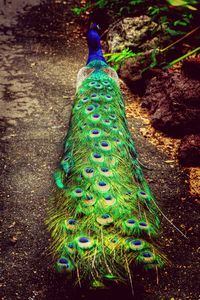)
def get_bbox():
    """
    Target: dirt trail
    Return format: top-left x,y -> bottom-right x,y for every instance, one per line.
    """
0,1 -> 199,300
